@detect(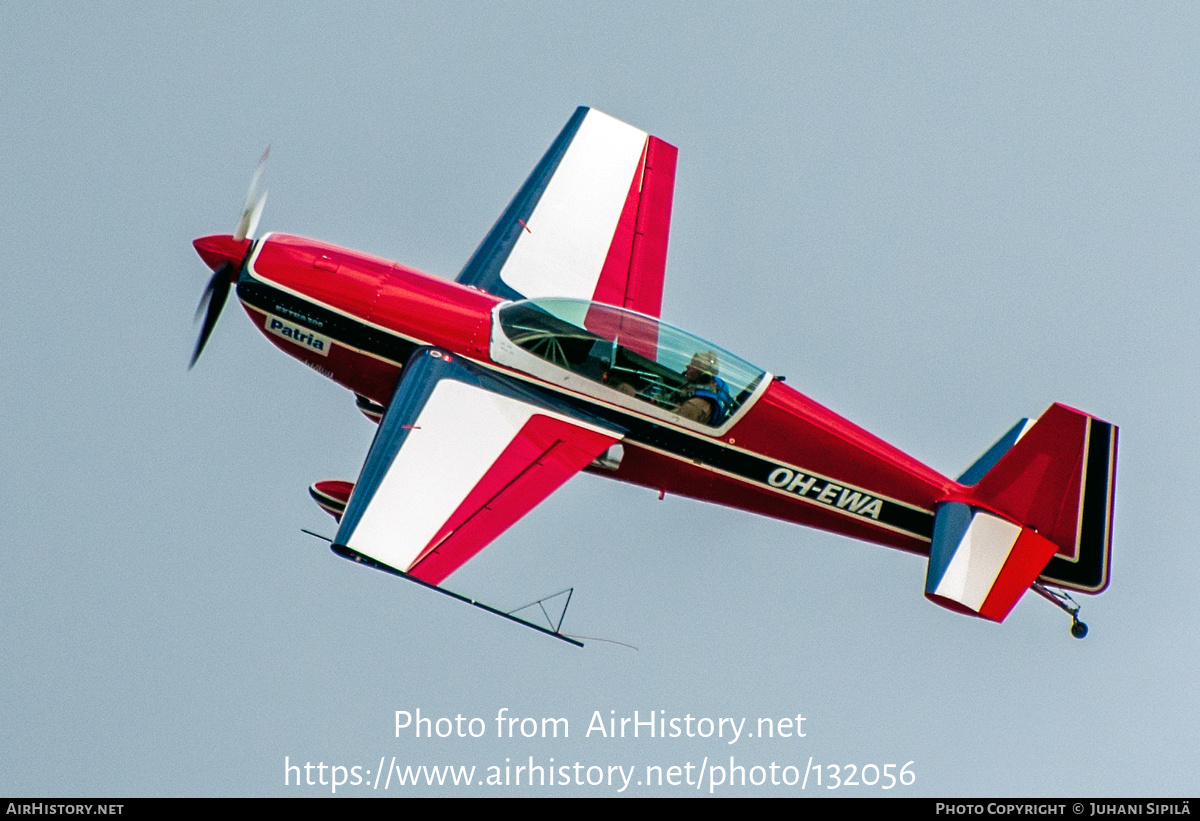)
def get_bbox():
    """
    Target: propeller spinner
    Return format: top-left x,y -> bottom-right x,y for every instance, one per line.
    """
189,148 -> 269,368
